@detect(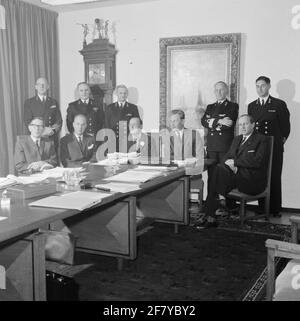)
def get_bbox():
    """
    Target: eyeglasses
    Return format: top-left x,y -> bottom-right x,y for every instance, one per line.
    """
29,124 -> 44,128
